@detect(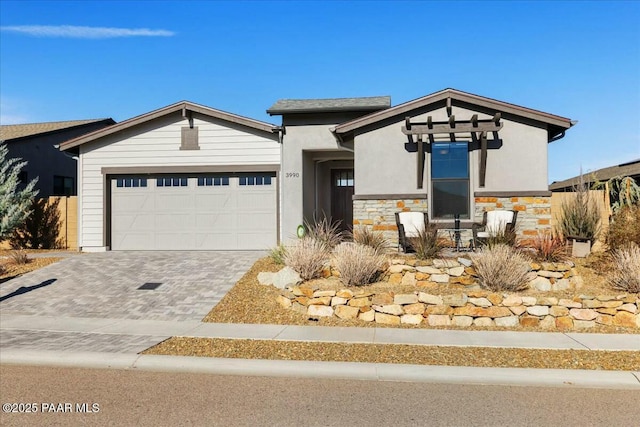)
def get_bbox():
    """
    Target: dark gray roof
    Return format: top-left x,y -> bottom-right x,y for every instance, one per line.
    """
267,96 -> 391,115
550,159 -> 640,191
